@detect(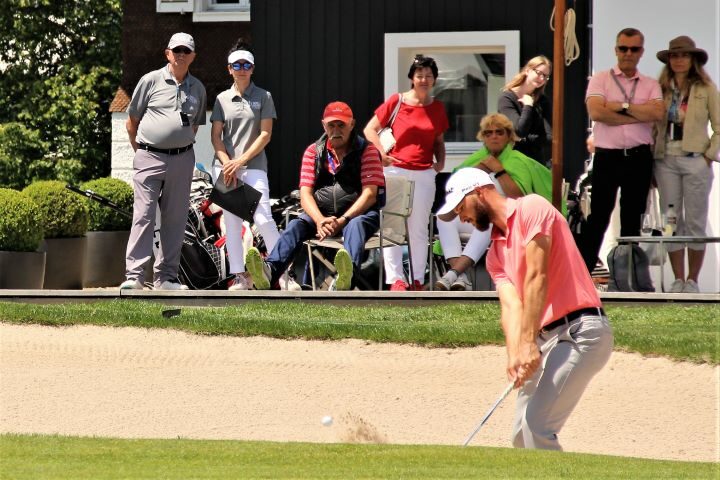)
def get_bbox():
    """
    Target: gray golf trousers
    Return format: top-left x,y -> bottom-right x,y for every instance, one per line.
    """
125,148 -> 195,284
511,311 -> 614,450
